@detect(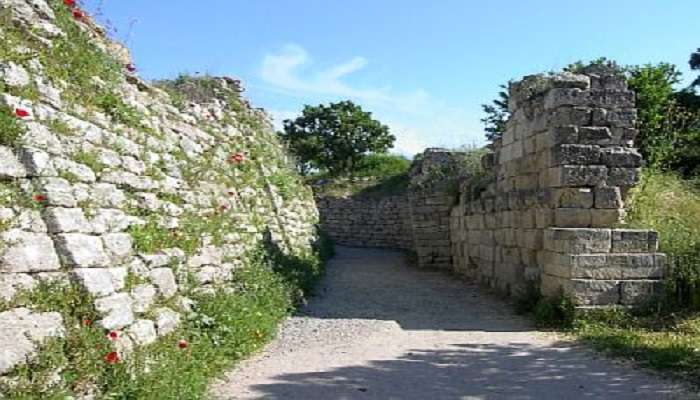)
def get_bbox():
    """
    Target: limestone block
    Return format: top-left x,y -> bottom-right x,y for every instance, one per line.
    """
44,207 -> 91,233
149,268 -> 178,298
0,146 -> 27,179
544,228 -> 611,253
95,293 -> 134,330
578,127 -> 613,145
607,168 -> 640,187
552,188 -> 594,208
549,144 -> 601,166
0,230 -> 61,273
0,308 -> 64,375
131,285 -> 158,313
600,147 -> 642,168
72,267 -> 126,297
554,208 -> 591,227
591,209 -> 624,227
611,230 -> 658,253
19,148 -> 56,177
54,234 -> 109,268
38,177 -> 76,207
102,233 -> 133,263
155,308 -> 181,336
594,187 -> 622,209
0,273 -> 36,302
542,274 -> 619,305
127,319 -> 157,345
545,165 -> 607,188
